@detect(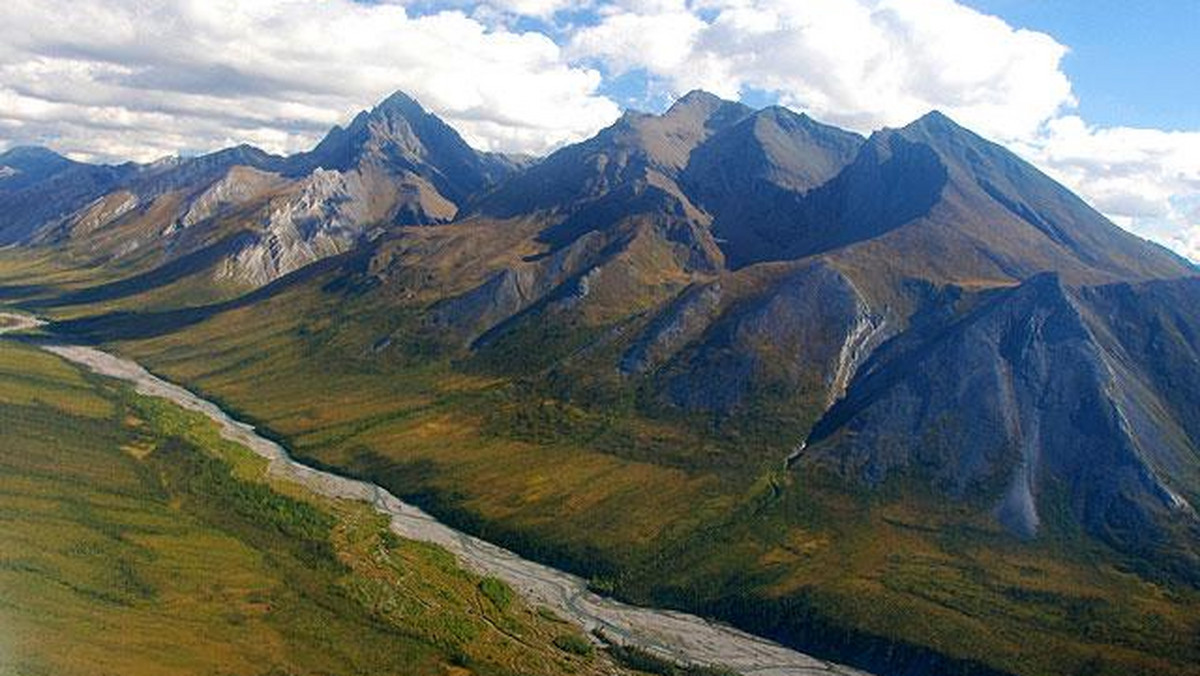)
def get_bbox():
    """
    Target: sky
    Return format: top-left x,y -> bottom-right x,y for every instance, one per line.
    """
0,0 -> 1197,260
